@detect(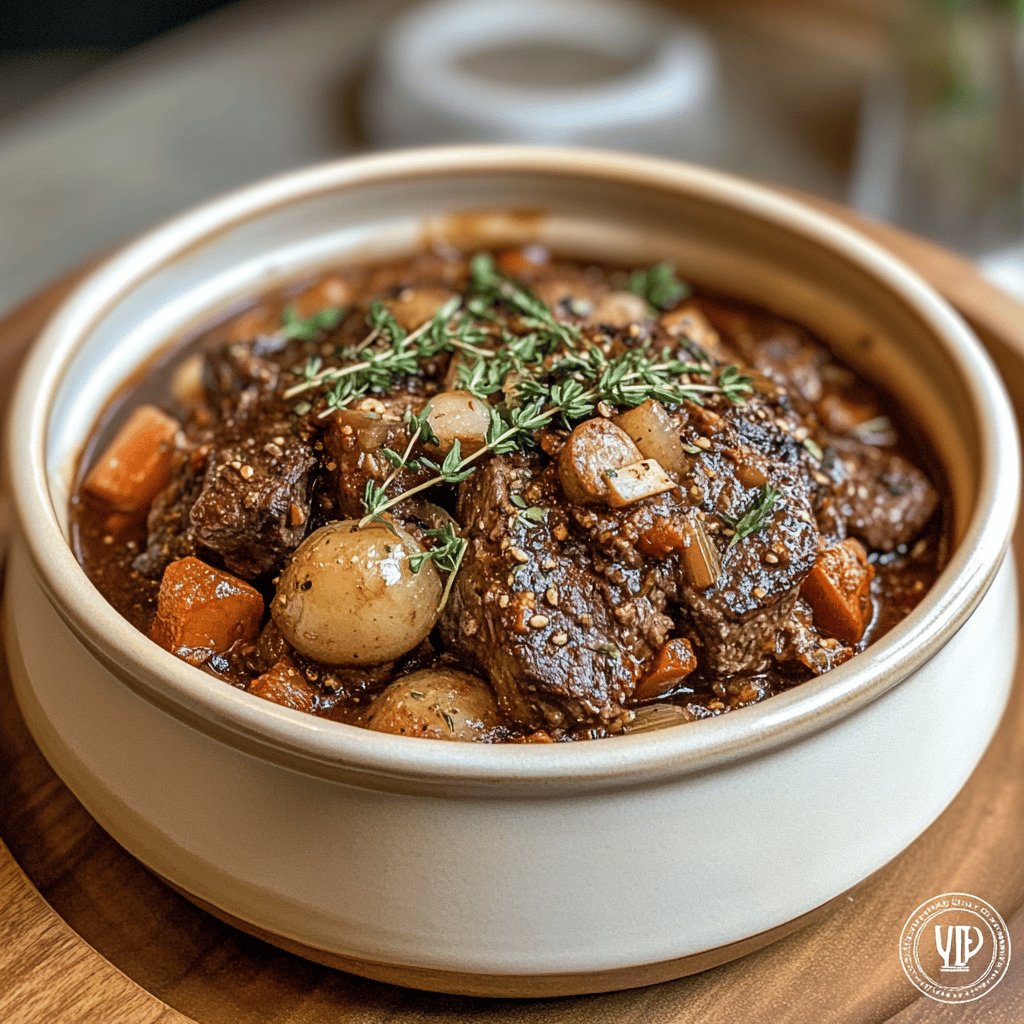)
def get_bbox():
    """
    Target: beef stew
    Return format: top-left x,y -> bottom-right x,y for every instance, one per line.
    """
70,248 -> 947,742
